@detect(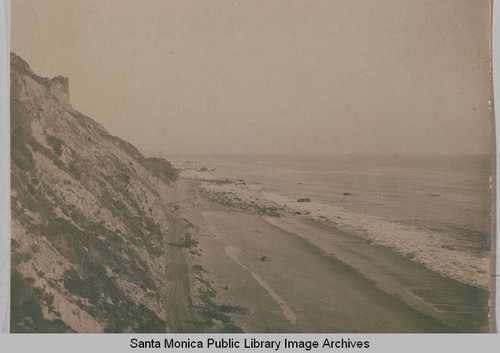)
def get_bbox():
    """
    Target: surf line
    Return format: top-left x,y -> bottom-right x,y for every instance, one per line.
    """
224,244 -> 297,326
